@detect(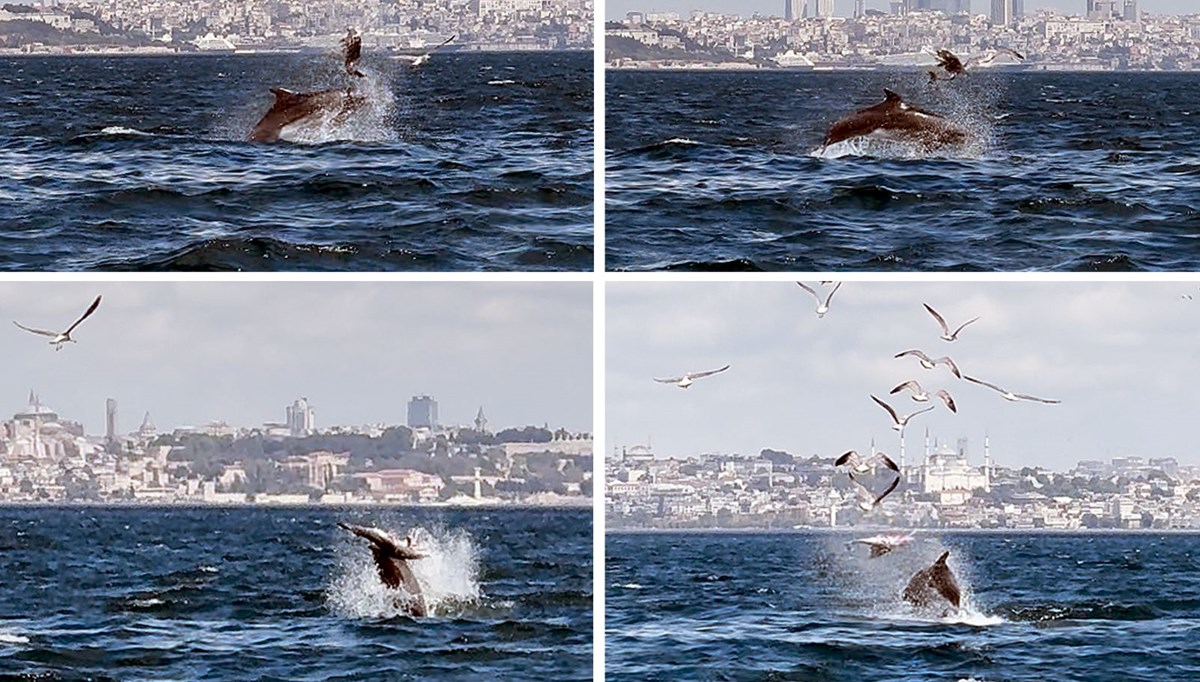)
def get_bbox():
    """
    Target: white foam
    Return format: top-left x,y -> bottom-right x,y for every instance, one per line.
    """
98,126 -> 153,137
661,137 -> 699,145
487,79 -> 517,85
327,524 -> 482,619
278,74 -> 399,145
0,631 -> 29,645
